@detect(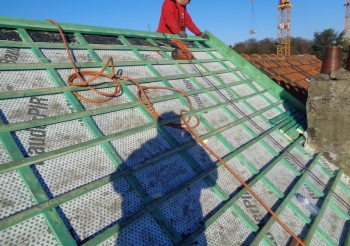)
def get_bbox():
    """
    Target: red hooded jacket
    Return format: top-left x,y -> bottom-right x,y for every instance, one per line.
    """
156,0 -> 201,36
